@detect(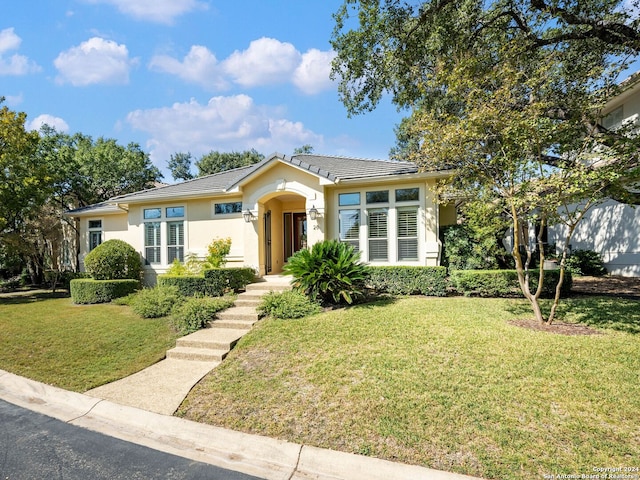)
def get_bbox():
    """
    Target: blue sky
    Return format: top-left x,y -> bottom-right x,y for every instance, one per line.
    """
2,0 -> 404,180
